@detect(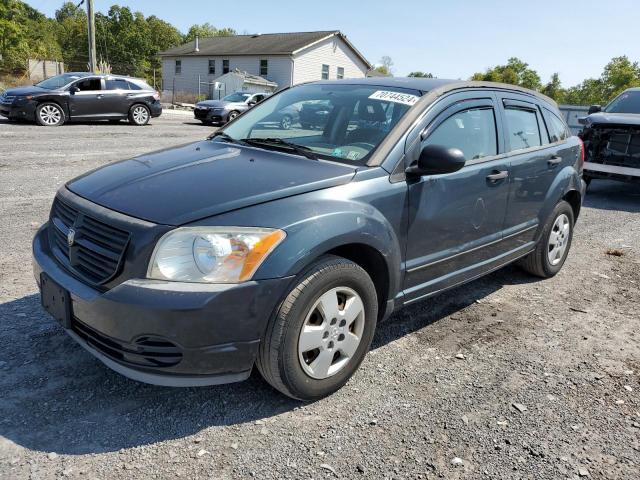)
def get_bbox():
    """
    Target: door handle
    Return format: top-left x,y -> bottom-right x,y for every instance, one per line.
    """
486,170 -> 509,182
548,155 -> 562,166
